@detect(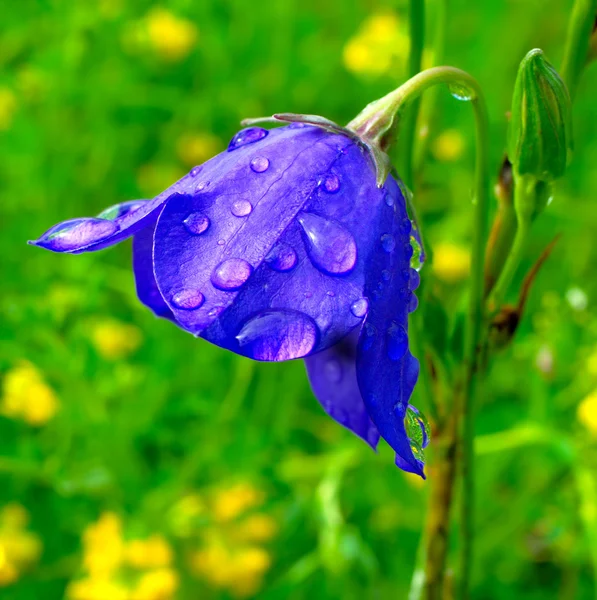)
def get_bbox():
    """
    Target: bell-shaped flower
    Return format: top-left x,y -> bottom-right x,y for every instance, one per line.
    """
30,120 -> 428,477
